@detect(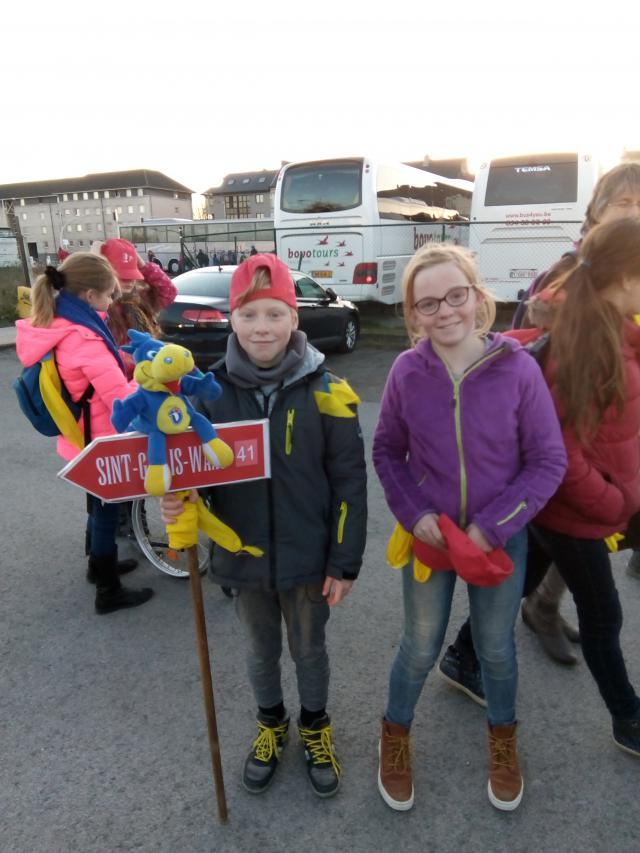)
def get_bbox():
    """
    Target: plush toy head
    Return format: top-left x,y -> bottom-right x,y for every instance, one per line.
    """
122,329 -> 195,390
